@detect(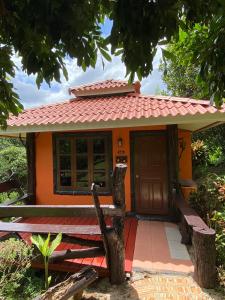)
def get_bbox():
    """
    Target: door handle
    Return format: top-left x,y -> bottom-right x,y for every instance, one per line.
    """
135,174 -> 139,179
